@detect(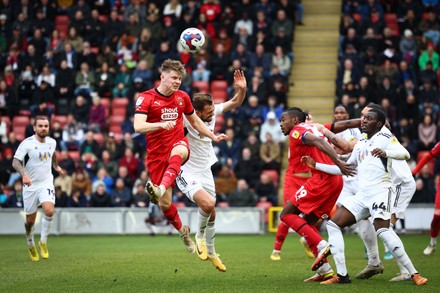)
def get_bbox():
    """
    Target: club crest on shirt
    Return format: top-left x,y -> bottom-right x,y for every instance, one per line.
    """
135,96 -> 144,109
177,96 -> 185,107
